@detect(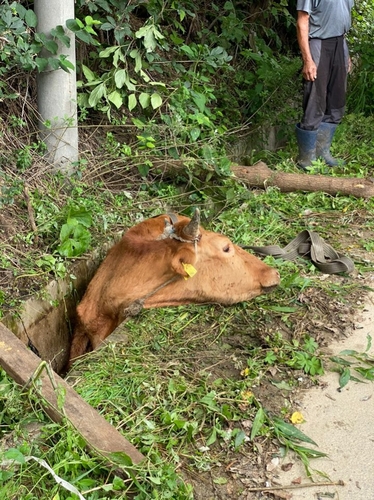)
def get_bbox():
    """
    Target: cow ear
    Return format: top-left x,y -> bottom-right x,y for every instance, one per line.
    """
171,248 -> 197,278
